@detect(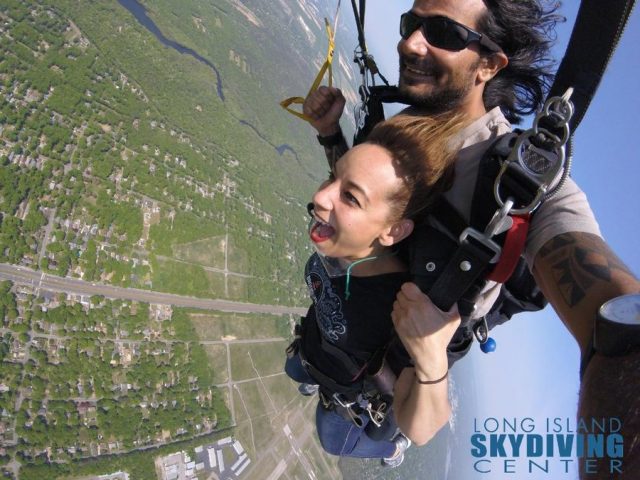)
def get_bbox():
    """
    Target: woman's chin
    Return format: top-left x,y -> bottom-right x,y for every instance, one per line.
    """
314,243 -> 346,260
314,243 -> 335,257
